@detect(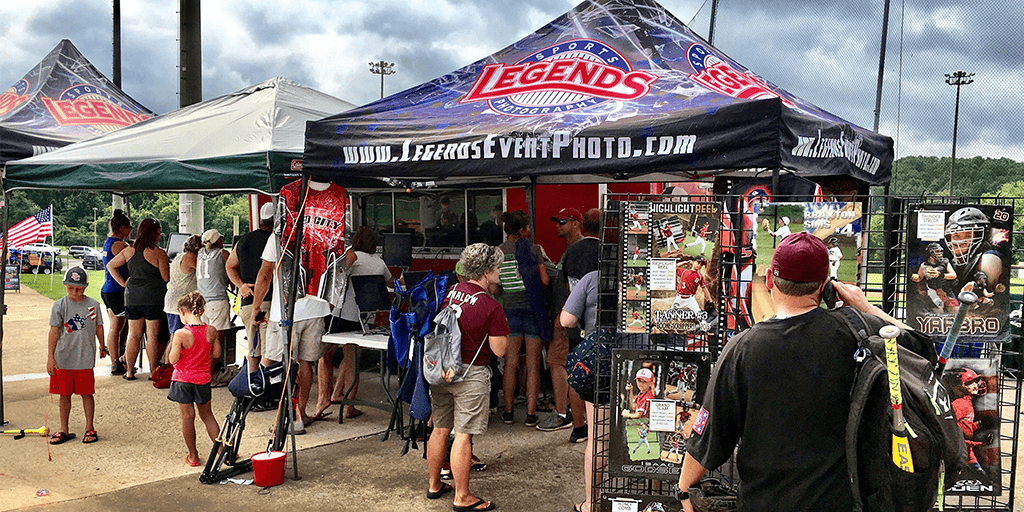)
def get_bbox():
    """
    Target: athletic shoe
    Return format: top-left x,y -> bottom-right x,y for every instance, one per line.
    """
569,425 -> 588,443
501,410 -> 515,424
524,414 -> 540,427
289,420 -> 306,435
536,413 -> 573,431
